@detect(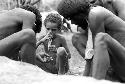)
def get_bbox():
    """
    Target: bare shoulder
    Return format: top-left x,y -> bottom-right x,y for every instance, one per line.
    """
12,8 -> 36,21
11,8 -> 36,29
13,8 -> 35,16
89,6 -> 109,20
